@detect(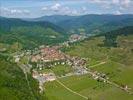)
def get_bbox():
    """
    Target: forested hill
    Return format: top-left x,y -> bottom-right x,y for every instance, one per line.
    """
0,54 -> 47,100
58,14 -> 133,34
28,14 -> 133,34
0,17 -> 68,49
0,16 -> 65,34
103,26 -> 133,36
99,26 -> 133,47
26,15 -> 78,24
